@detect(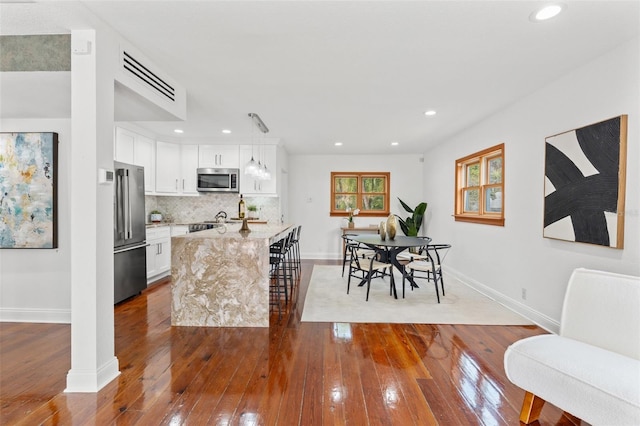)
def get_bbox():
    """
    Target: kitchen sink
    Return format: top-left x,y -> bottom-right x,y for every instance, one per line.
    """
188,223 -> 223,233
